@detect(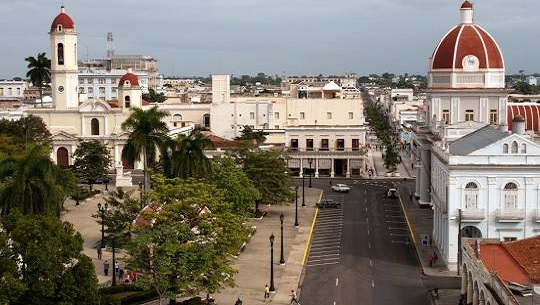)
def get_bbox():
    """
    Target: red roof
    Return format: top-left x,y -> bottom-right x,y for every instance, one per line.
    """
50,7 -> 75,31
119,72 -> 140,87
461,1 -> 473,9
503,236 -> 540,283
508,104 -> 540,134
431,24 -> 504,70
480,244 -> 531,284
